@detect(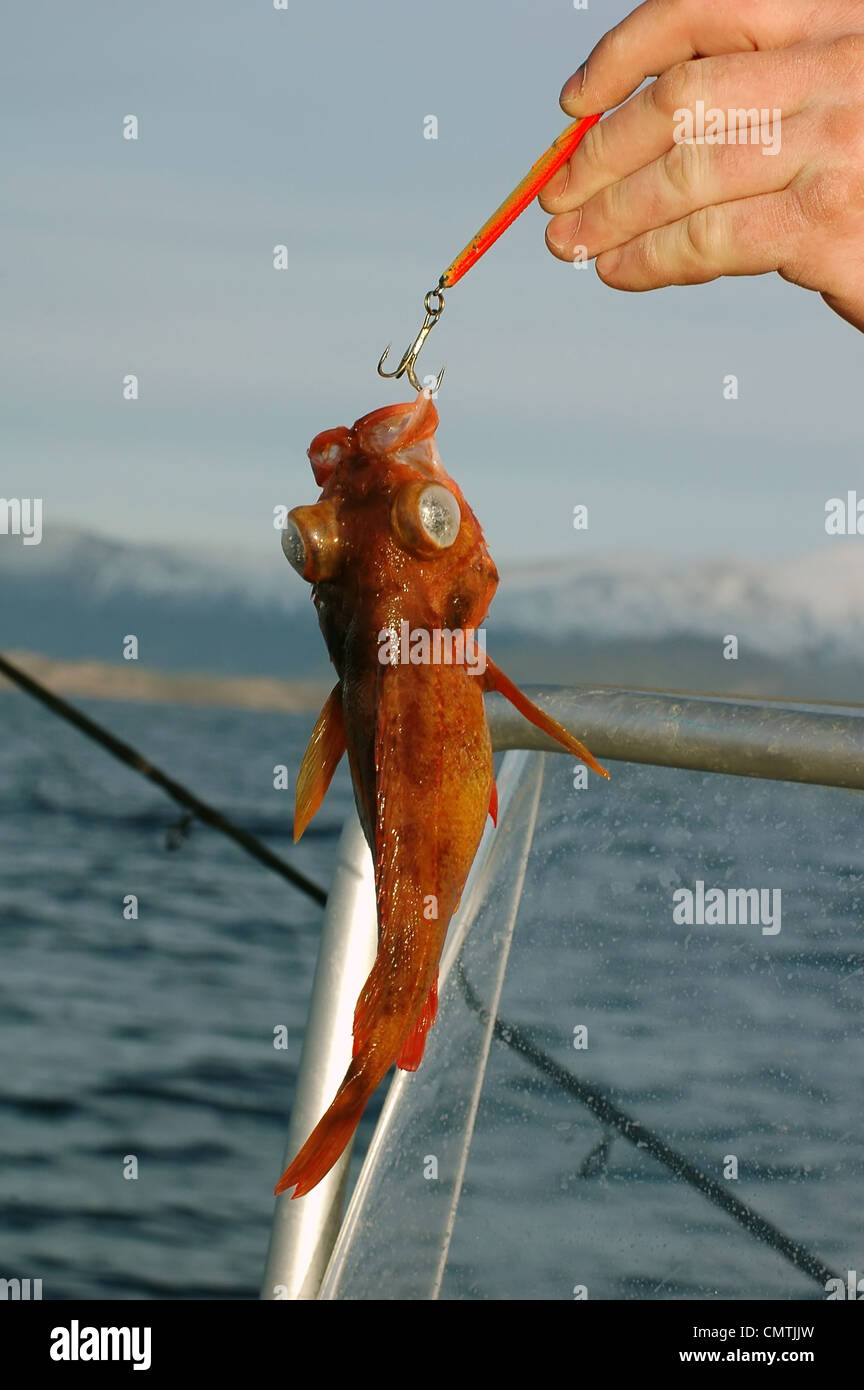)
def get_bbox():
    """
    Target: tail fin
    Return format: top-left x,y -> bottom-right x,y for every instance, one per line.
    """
277,974 -> 442,1196
274,1090 -> 367,1199
484,657 -> 609,780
